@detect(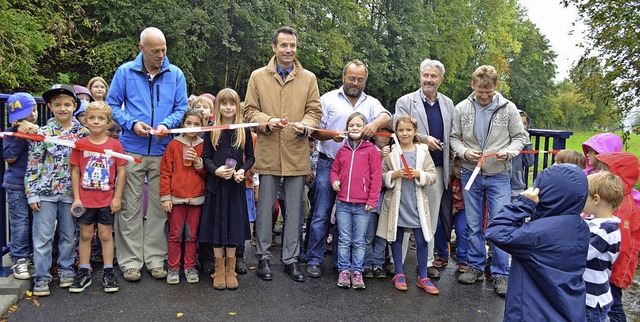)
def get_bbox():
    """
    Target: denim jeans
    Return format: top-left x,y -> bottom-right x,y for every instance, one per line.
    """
335,200 -> 369,273
434,209 -> 468,263
608,285 -> 626,322
6,189 -> 31,261
32,201 -> 76,281
306,158 -> 337,265
461,169 -> 511,276
364,212 -> 386,269
587,303 -> 611,322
